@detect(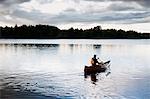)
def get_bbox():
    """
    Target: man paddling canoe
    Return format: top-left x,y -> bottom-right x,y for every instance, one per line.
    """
91,55 -> 100,66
